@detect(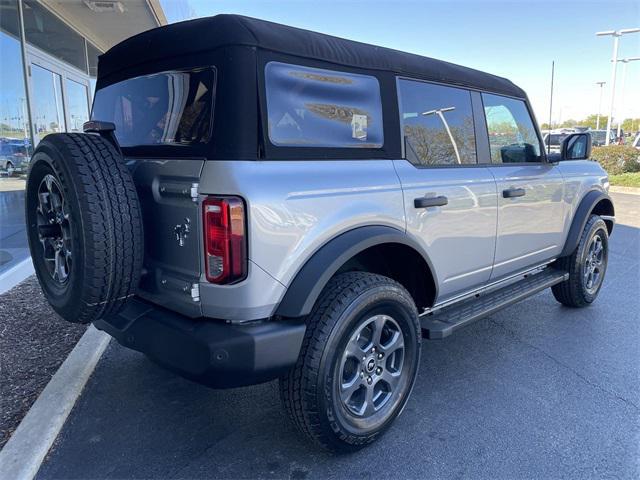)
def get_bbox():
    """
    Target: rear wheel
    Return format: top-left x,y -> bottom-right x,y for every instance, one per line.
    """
552,215 -> 609,307
279,272 -> 421,452
25,133 -> 143,324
